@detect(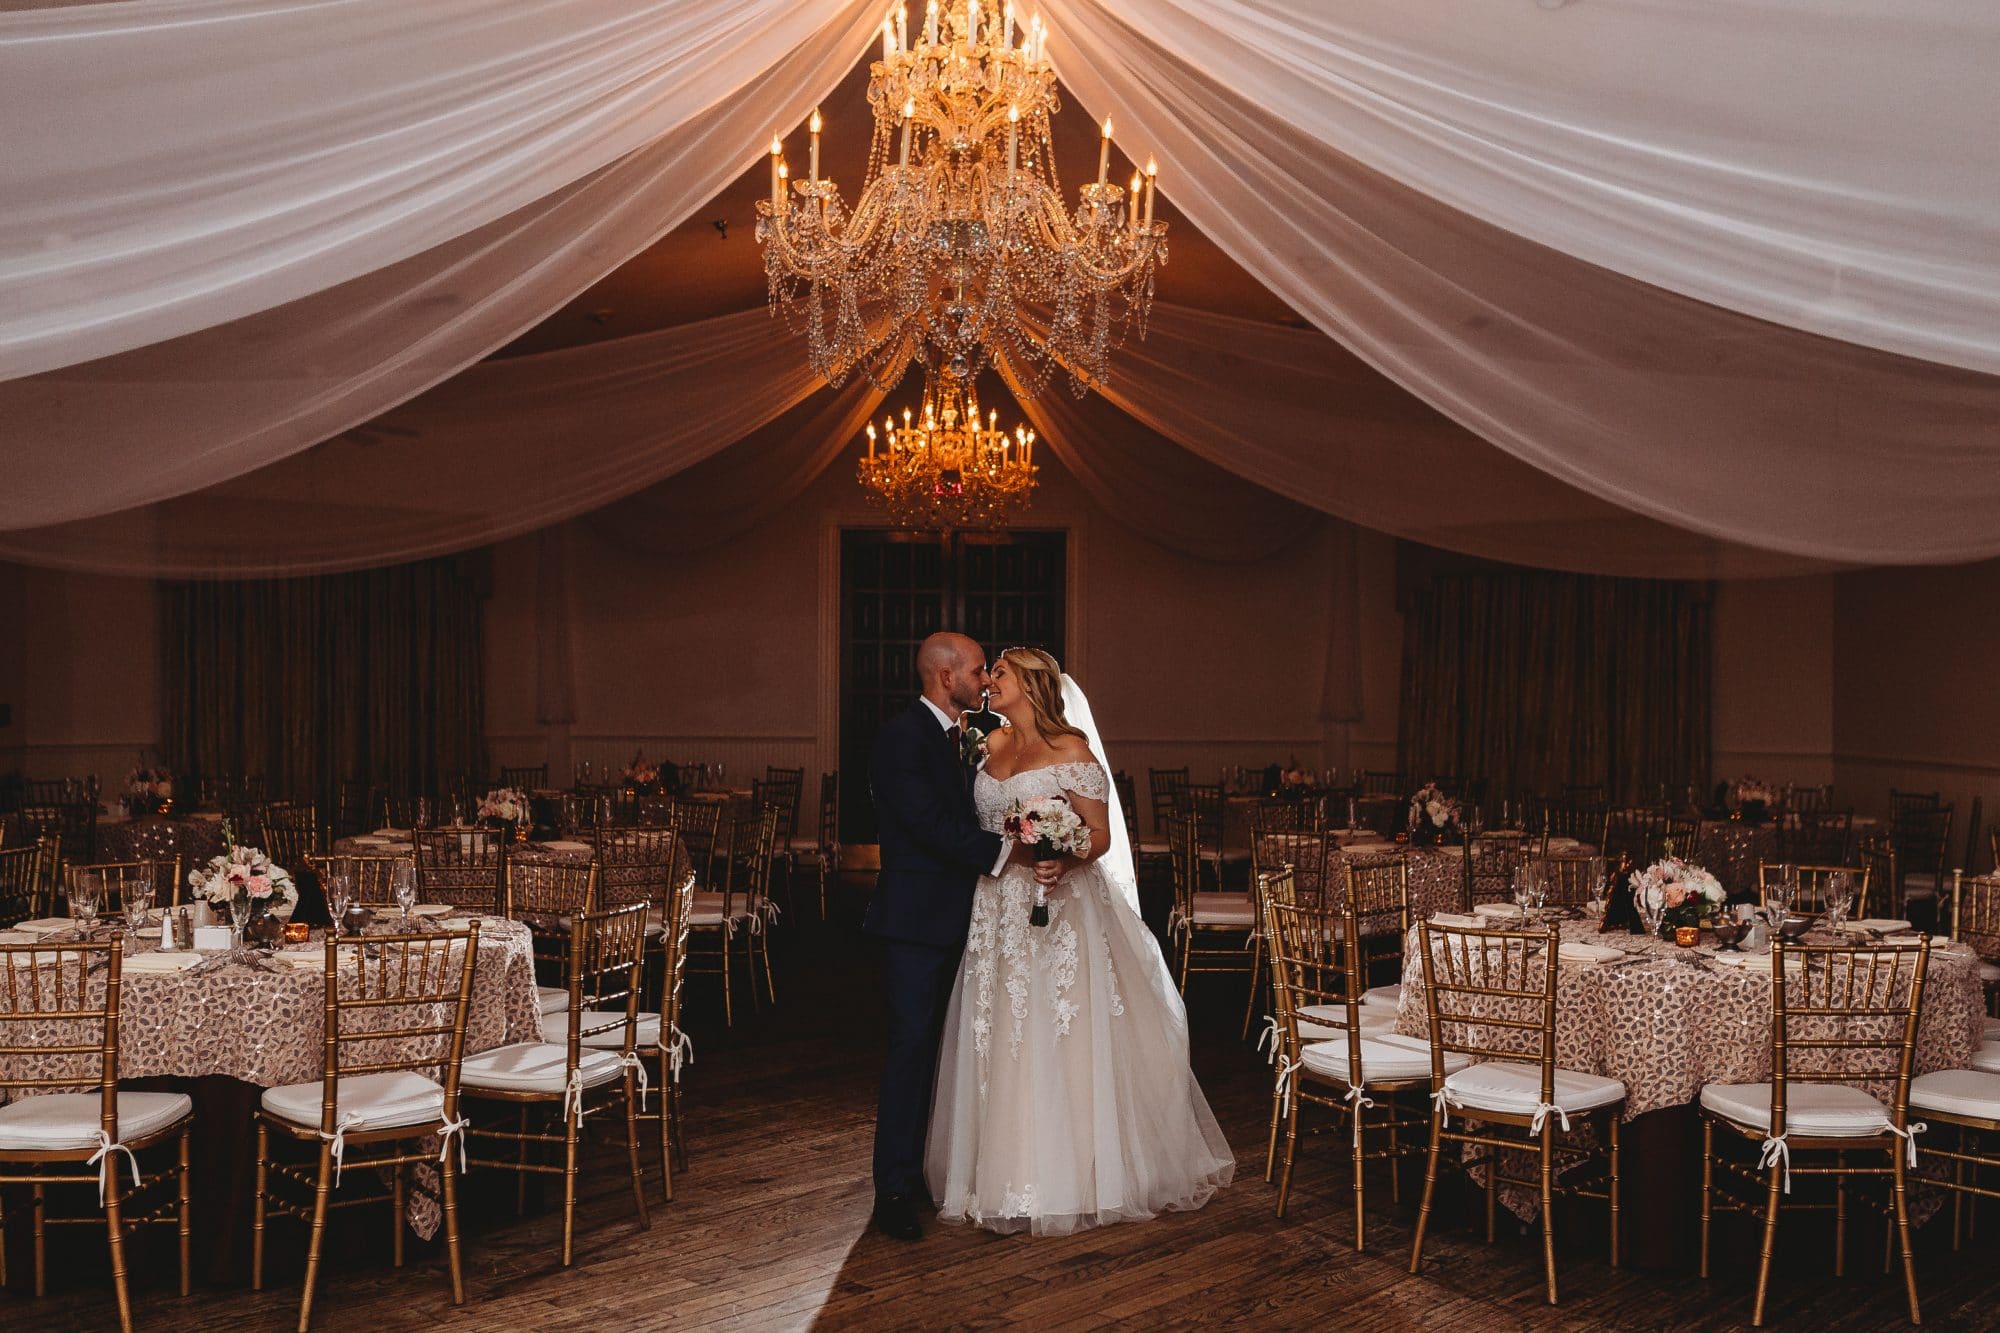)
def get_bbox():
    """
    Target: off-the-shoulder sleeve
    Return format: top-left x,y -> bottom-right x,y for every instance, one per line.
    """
1060,762 -> 1109,802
